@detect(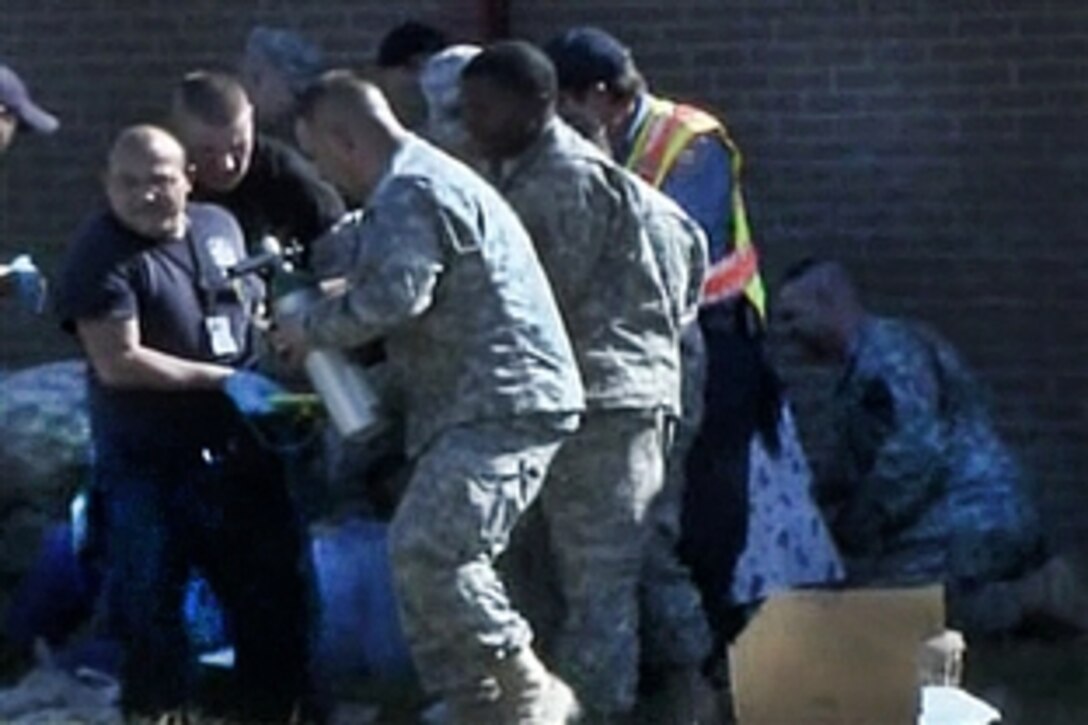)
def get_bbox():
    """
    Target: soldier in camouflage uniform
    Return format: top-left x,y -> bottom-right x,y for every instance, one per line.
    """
559,107 -> 717,696
625,173 -> 714,675
277,72 -> 585,723
777,259 -> 1049,631
463,42 -> 712,720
